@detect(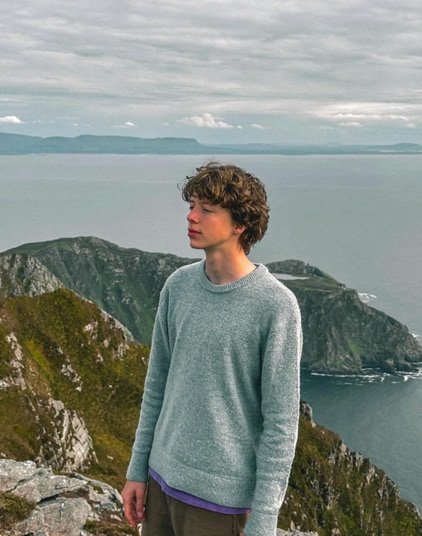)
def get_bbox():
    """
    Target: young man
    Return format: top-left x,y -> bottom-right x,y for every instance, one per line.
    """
122,163 -> 302,536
